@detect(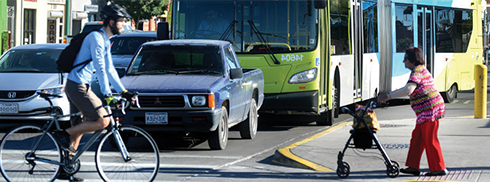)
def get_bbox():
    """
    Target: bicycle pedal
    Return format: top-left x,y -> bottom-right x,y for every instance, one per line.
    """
61,145 -> 77,154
